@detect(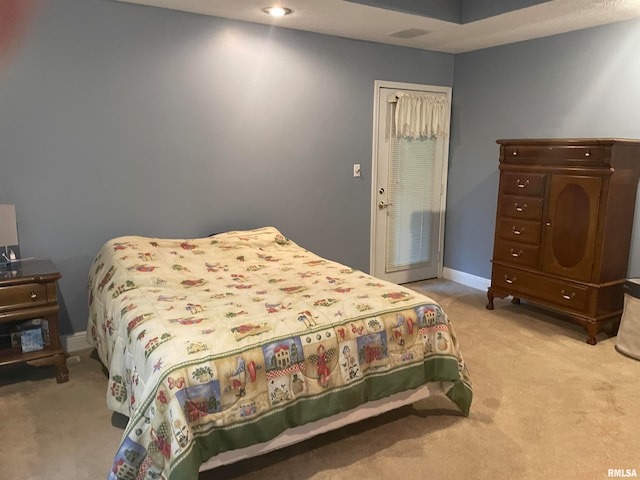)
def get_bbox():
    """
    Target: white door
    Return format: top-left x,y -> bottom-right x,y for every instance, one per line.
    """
370,81 -> 451,284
